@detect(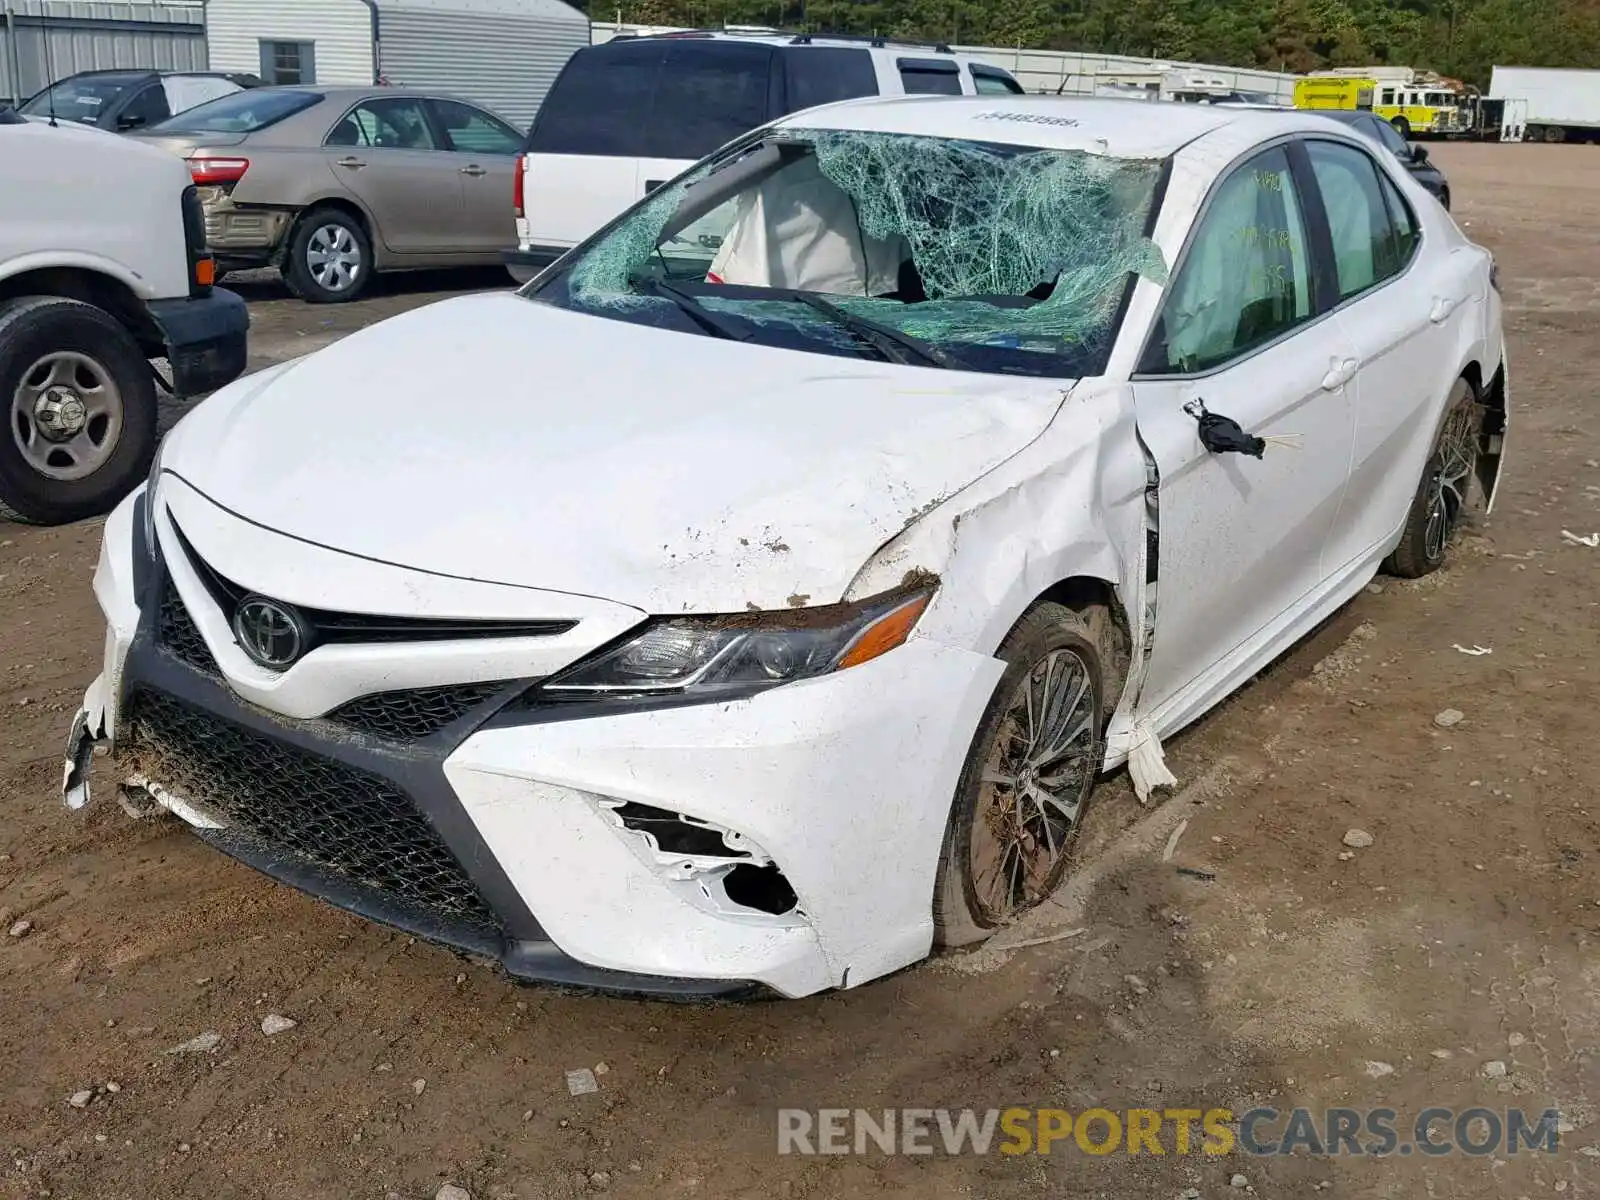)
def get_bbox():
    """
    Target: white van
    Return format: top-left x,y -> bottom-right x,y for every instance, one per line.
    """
505,31 -> 1024,280
0,104 -> 248,524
